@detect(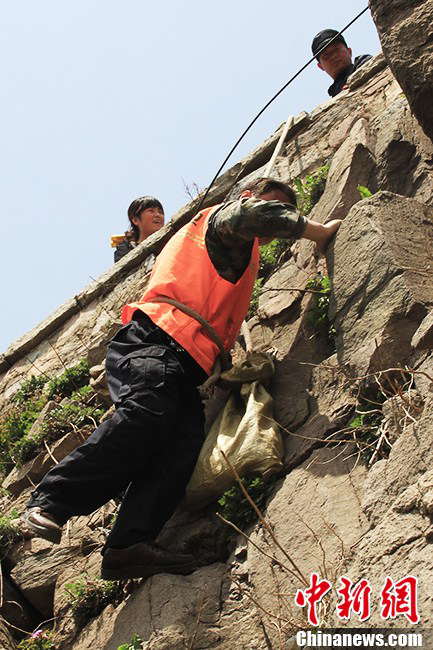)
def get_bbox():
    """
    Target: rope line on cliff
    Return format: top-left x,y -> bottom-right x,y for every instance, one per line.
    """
195,5 -> 370,211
